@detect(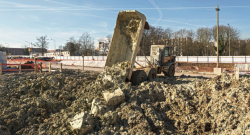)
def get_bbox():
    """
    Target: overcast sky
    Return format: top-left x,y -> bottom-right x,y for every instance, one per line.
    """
0,0 -> 249,50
